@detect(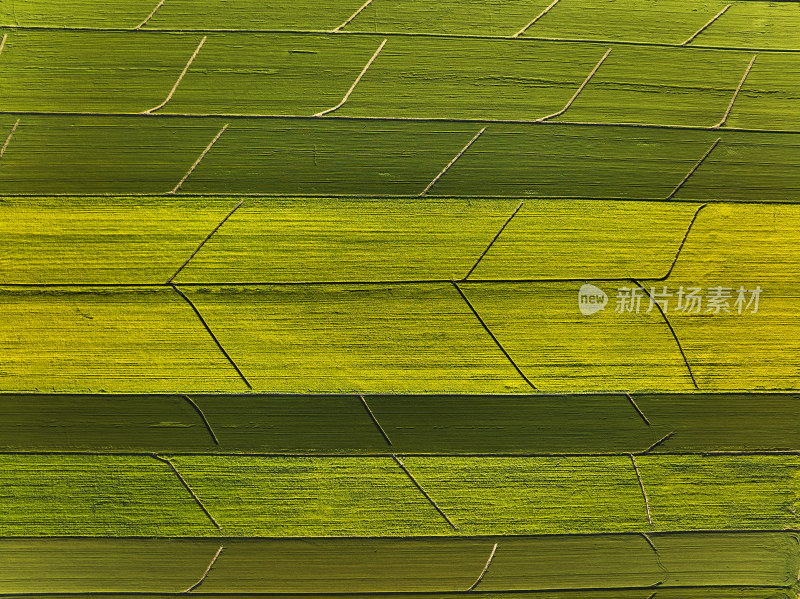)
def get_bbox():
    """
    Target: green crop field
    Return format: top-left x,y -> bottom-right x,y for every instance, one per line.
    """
1,0 -> 799,596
